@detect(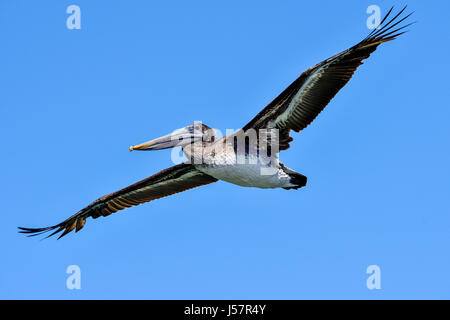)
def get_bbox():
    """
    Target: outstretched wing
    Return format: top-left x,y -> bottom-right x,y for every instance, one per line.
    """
243,6 -> 413,151
19,163 -> 217,239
